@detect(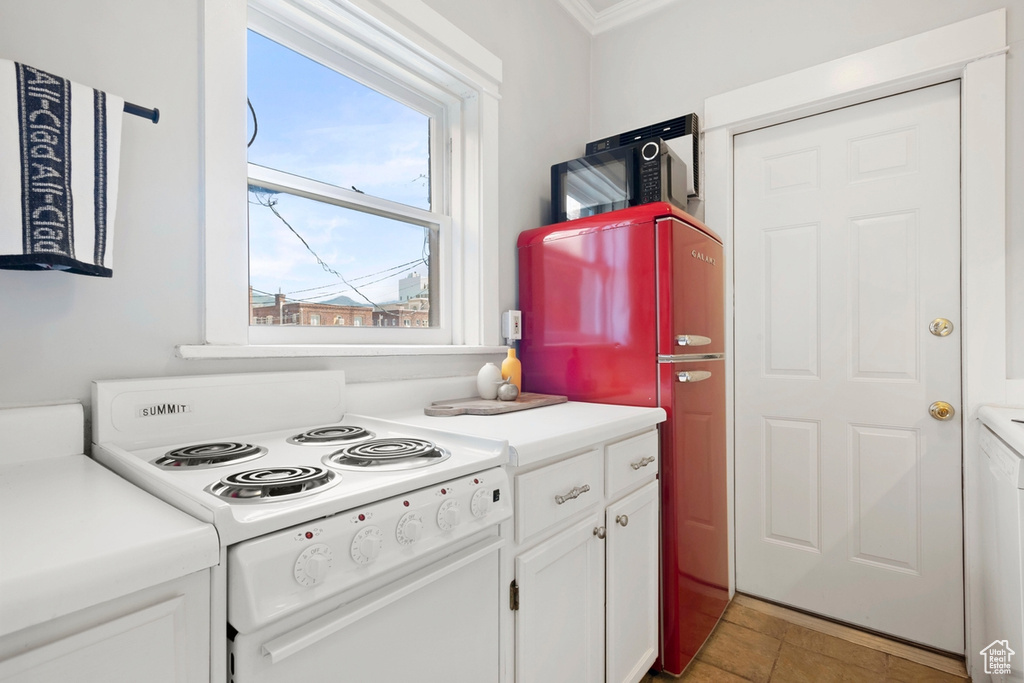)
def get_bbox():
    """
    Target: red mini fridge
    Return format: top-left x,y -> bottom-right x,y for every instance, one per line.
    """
517,202 -> 727,676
